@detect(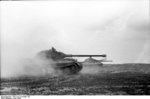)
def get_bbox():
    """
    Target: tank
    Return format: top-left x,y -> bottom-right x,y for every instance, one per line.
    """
37,47 -> 107,74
